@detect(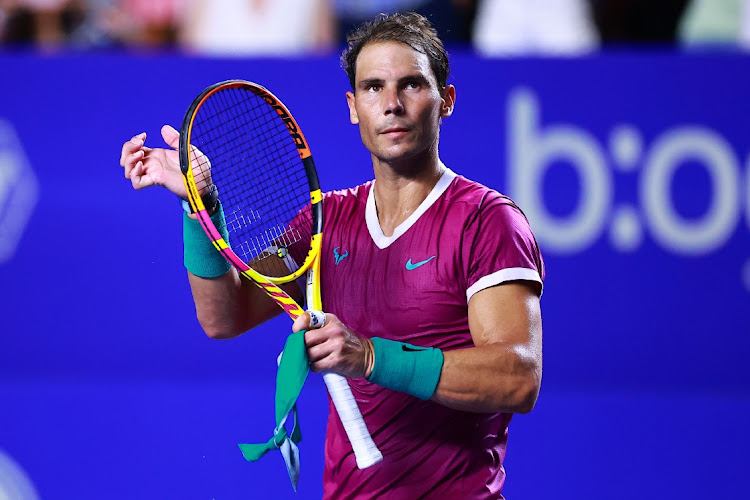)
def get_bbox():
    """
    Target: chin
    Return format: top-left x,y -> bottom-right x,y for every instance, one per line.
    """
377,142 -> 419,160
376,149 -> 415,163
